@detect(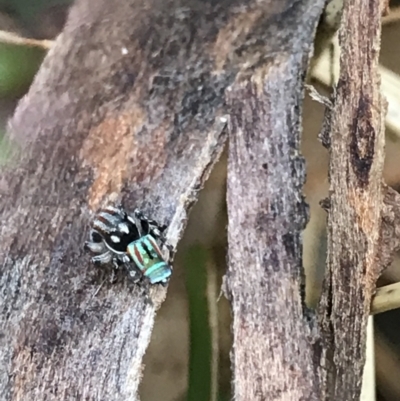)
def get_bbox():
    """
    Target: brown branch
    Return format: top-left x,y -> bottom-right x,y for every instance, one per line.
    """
225,1 -> 325,400
3,0 -> 395,399
0,0 -> 238,399
317,0 -> 389,399
0,0 -> 329,399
